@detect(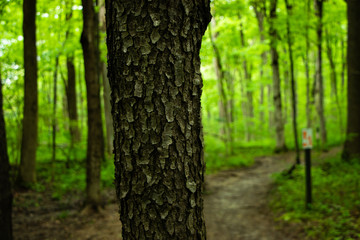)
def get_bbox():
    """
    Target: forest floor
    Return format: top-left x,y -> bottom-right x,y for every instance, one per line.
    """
12,148 -> 340,240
